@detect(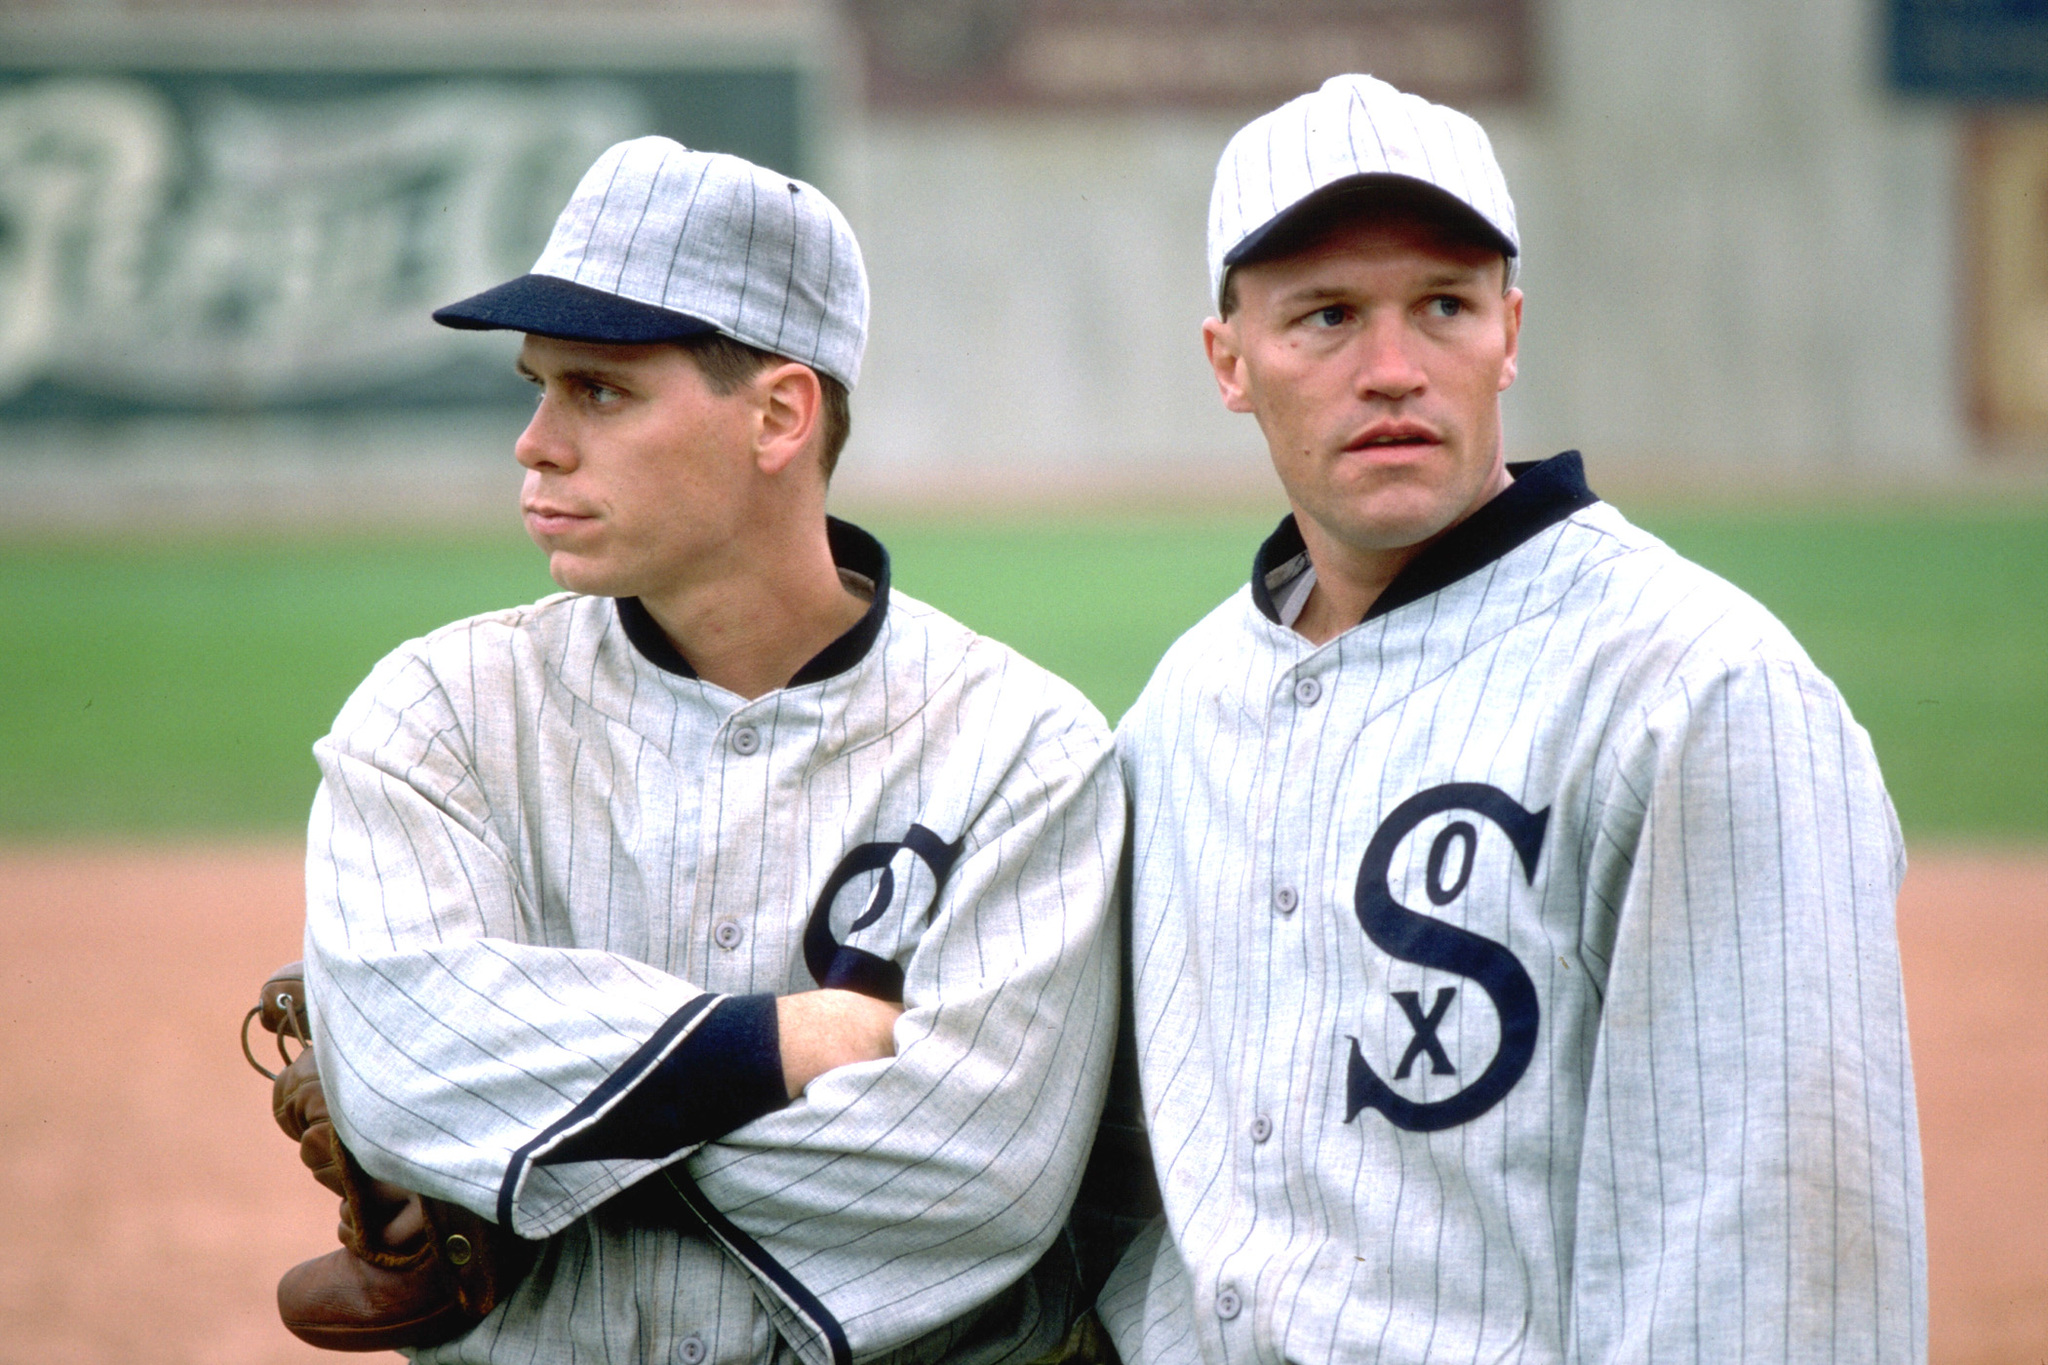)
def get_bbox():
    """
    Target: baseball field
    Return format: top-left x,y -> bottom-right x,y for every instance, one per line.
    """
2,499 -> 2043,1362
